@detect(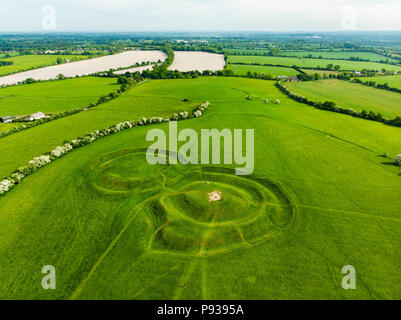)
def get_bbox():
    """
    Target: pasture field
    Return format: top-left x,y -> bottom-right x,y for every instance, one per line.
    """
0,80 -> 200,178
301,69 -> 340,76
224,48 -> 270,55
357,74 -> 401,90
0,77 -> 118,116
227,64 -> 300,77
0,123 -> 21,131
0,55 -> 87,76
286,79 -> 401,118
281,51 -> 397,62
0,77 -> 401,299
228,55 -> 401,72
